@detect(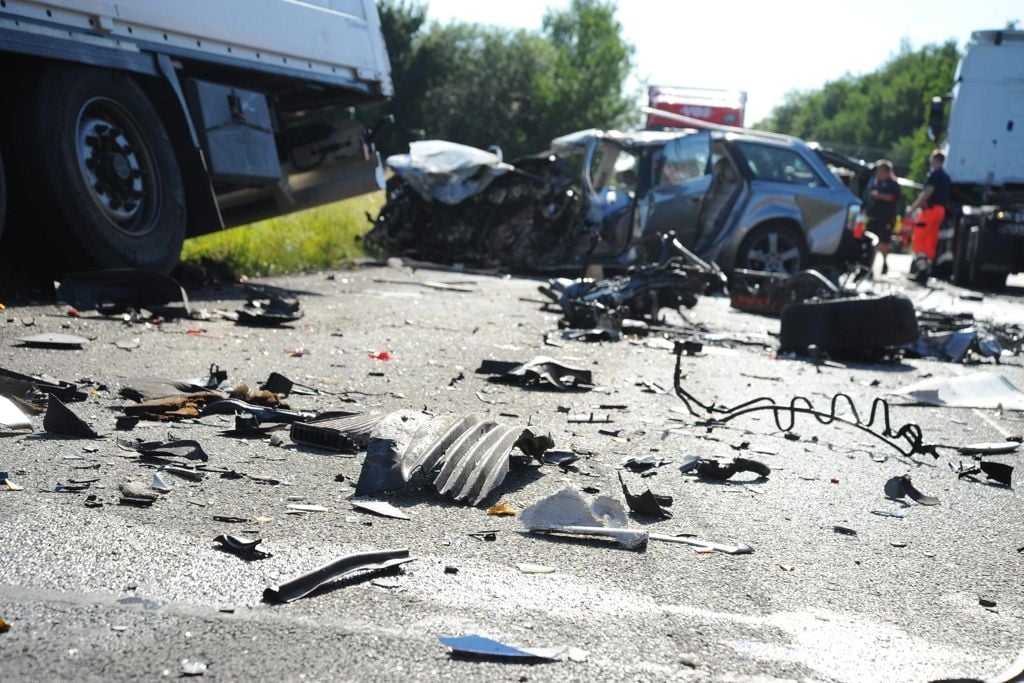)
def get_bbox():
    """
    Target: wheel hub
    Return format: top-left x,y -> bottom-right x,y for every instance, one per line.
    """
76,105 -> 148,226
